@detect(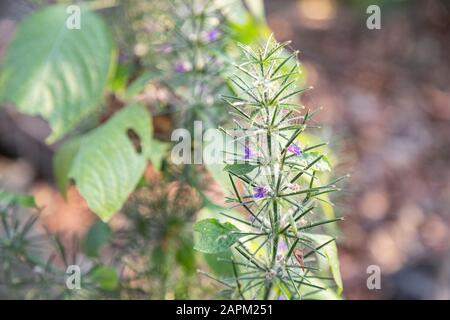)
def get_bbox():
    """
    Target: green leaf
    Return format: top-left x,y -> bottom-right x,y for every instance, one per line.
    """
224,163 -> 258,176
109,62 -> 132,95
53,137 -> 81,195
228,13 -> 270,45
90,266 -> 118,291
0,191 -> 37,209
193,219 -> 243,254
303,233 -> 343,295
83,221 -> 112,257
147,139 -> 169,171
54,104 -> 152,221
0,4 -> 114,142
203,250 -> 235,278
